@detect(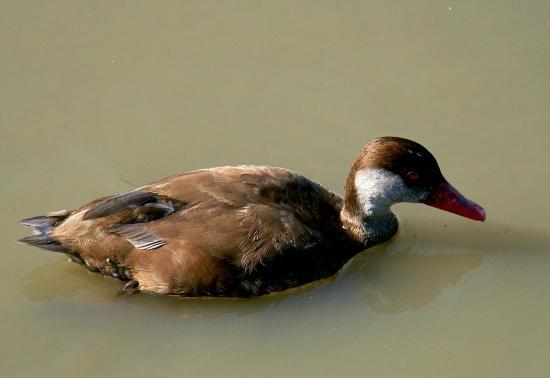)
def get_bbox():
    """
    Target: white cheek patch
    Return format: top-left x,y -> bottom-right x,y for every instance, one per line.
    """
354,168 -> 424,215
